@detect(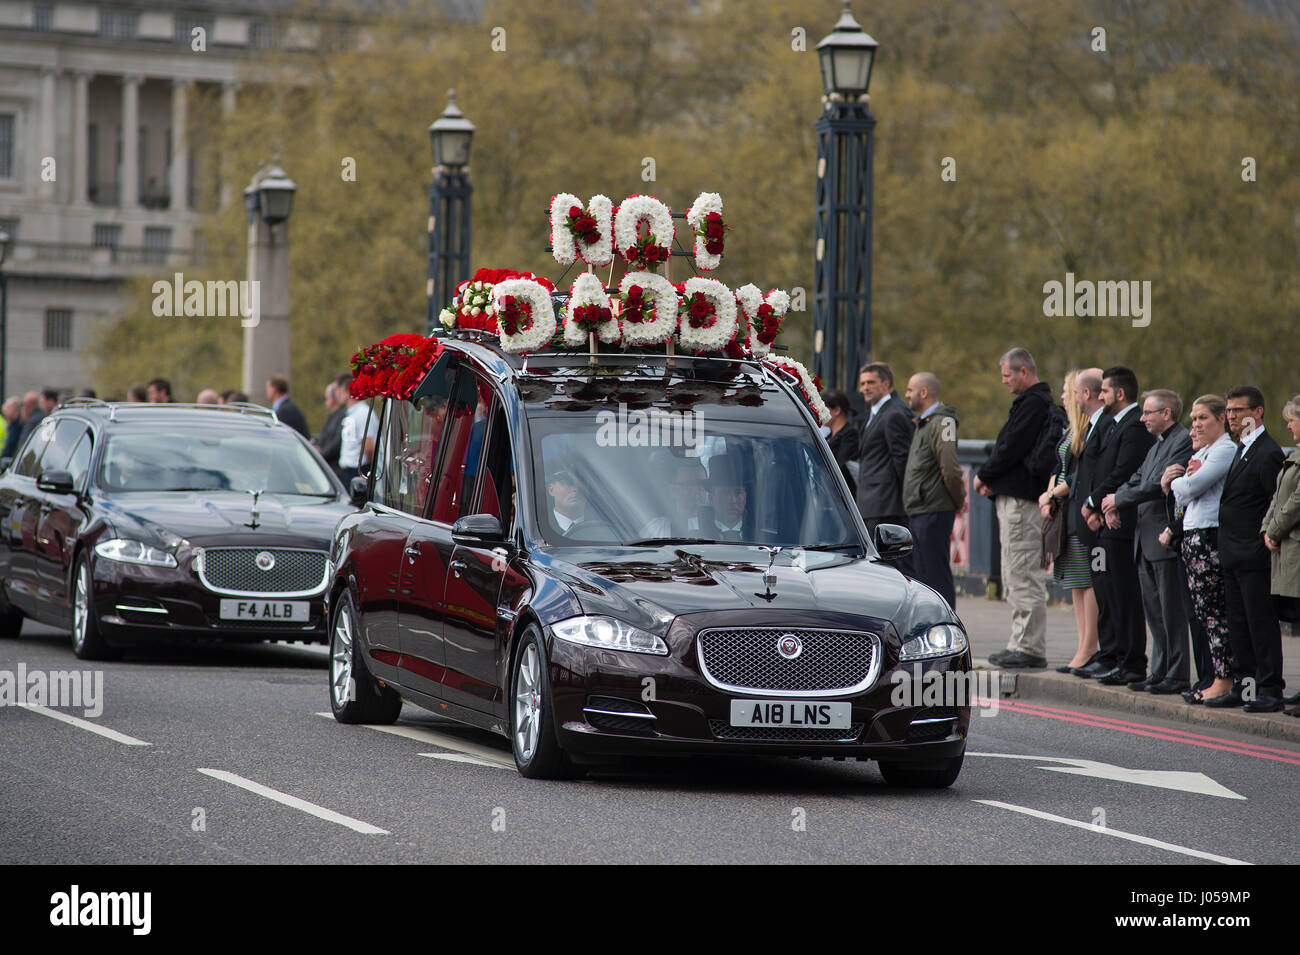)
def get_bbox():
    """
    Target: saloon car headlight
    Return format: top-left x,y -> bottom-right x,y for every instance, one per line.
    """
551,616 -> 669,656
94,538 -> 179,568
900,624 -> 968,661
